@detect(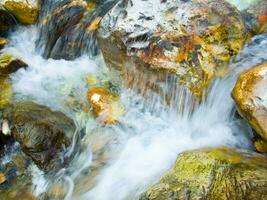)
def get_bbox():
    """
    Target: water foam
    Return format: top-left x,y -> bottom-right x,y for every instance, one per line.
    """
2,22 -> 267,200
